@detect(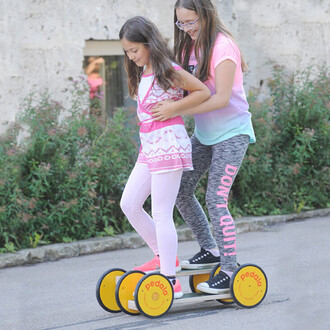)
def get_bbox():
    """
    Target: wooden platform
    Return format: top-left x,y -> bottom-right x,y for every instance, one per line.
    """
127,290 -> 232,311
175,267 -> 215,277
